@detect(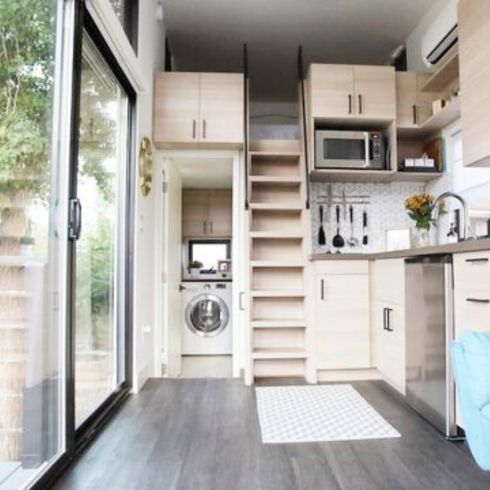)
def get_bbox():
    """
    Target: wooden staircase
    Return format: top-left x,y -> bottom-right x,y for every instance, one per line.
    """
245,139 -> 311,384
